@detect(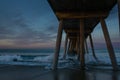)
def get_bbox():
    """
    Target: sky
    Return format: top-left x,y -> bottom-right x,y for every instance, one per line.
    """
0,0 -> 119,49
